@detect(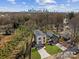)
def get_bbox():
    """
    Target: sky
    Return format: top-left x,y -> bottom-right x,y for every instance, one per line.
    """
0,0 -> 79,12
